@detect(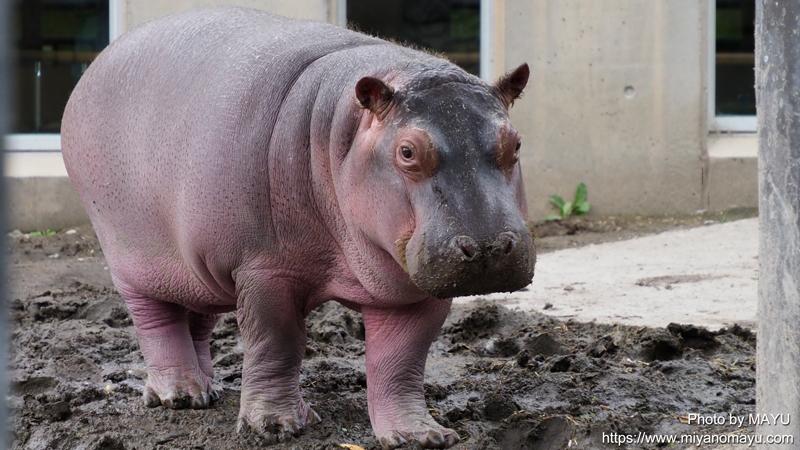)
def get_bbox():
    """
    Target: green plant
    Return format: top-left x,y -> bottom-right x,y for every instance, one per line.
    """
543,183 -> 590,221
29,229 -> 56,236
